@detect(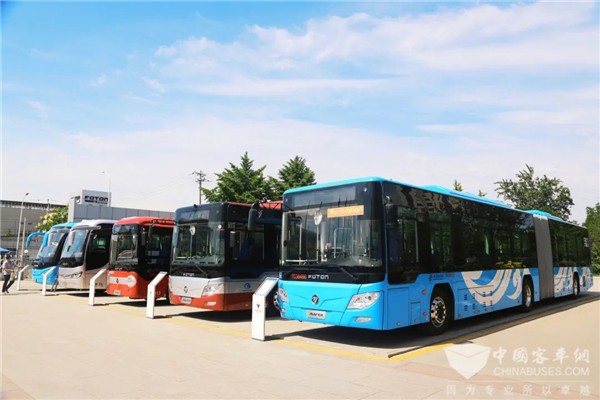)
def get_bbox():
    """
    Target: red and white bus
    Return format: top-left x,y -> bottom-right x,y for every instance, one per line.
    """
169,202 -> 281,311
107,217 -> 174,299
